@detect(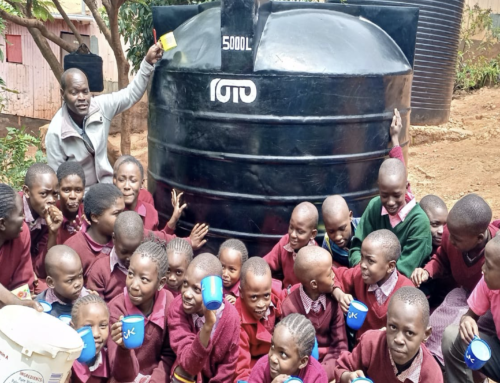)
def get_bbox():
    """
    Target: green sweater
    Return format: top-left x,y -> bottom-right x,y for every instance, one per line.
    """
348,196 -> 432,278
